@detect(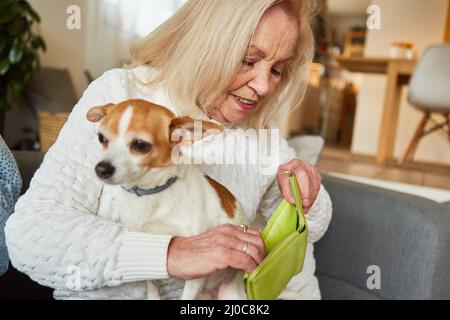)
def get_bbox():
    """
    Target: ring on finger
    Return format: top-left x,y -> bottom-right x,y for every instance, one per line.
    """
240,224 -> 248,233
242,242 -> 248,254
